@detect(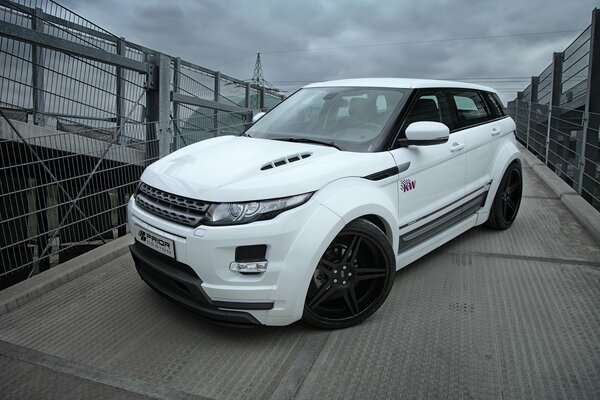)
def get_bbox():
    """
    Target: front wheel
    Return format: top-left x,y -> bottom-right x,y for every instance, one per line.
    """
486,161 -> 523,230
302,218 -> 395,329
